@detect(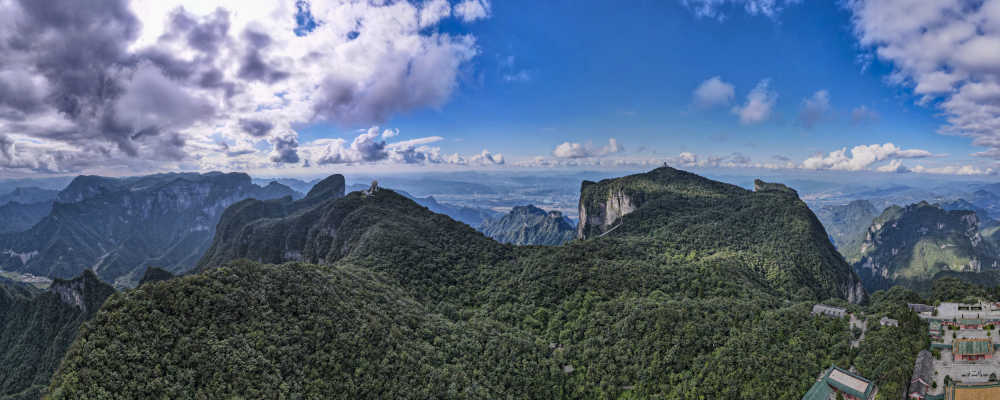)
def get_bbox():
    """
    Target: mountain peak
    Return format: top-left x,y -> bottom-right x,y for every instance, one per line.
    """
305,174 -> 346,201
